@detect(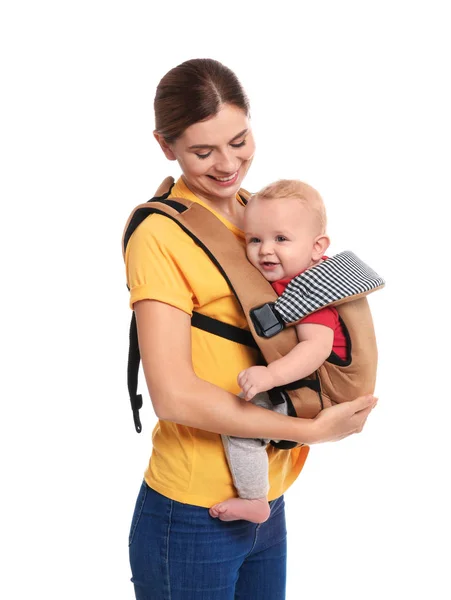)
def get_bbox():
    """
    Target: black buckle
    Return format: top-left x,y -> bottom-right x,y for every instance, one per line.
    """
130,394 -> 143,433
250,303 -> 285,338
133,409 -> 142,434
